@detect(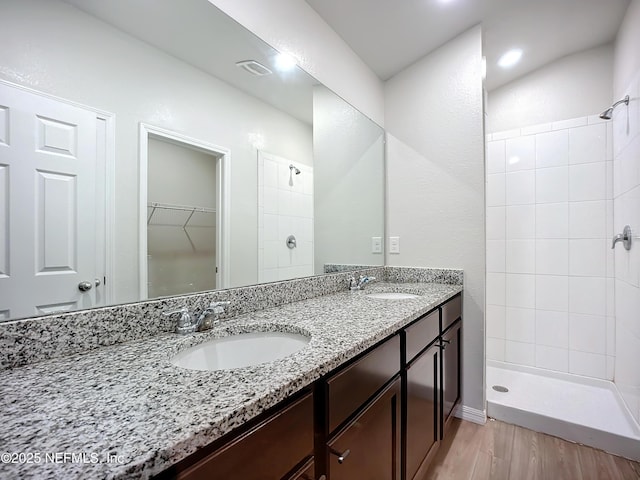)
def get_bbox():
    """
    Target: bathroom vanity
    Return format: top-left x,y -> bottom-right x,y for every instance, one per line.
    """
157,293 -> 462,480
0,269 -> 462,480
